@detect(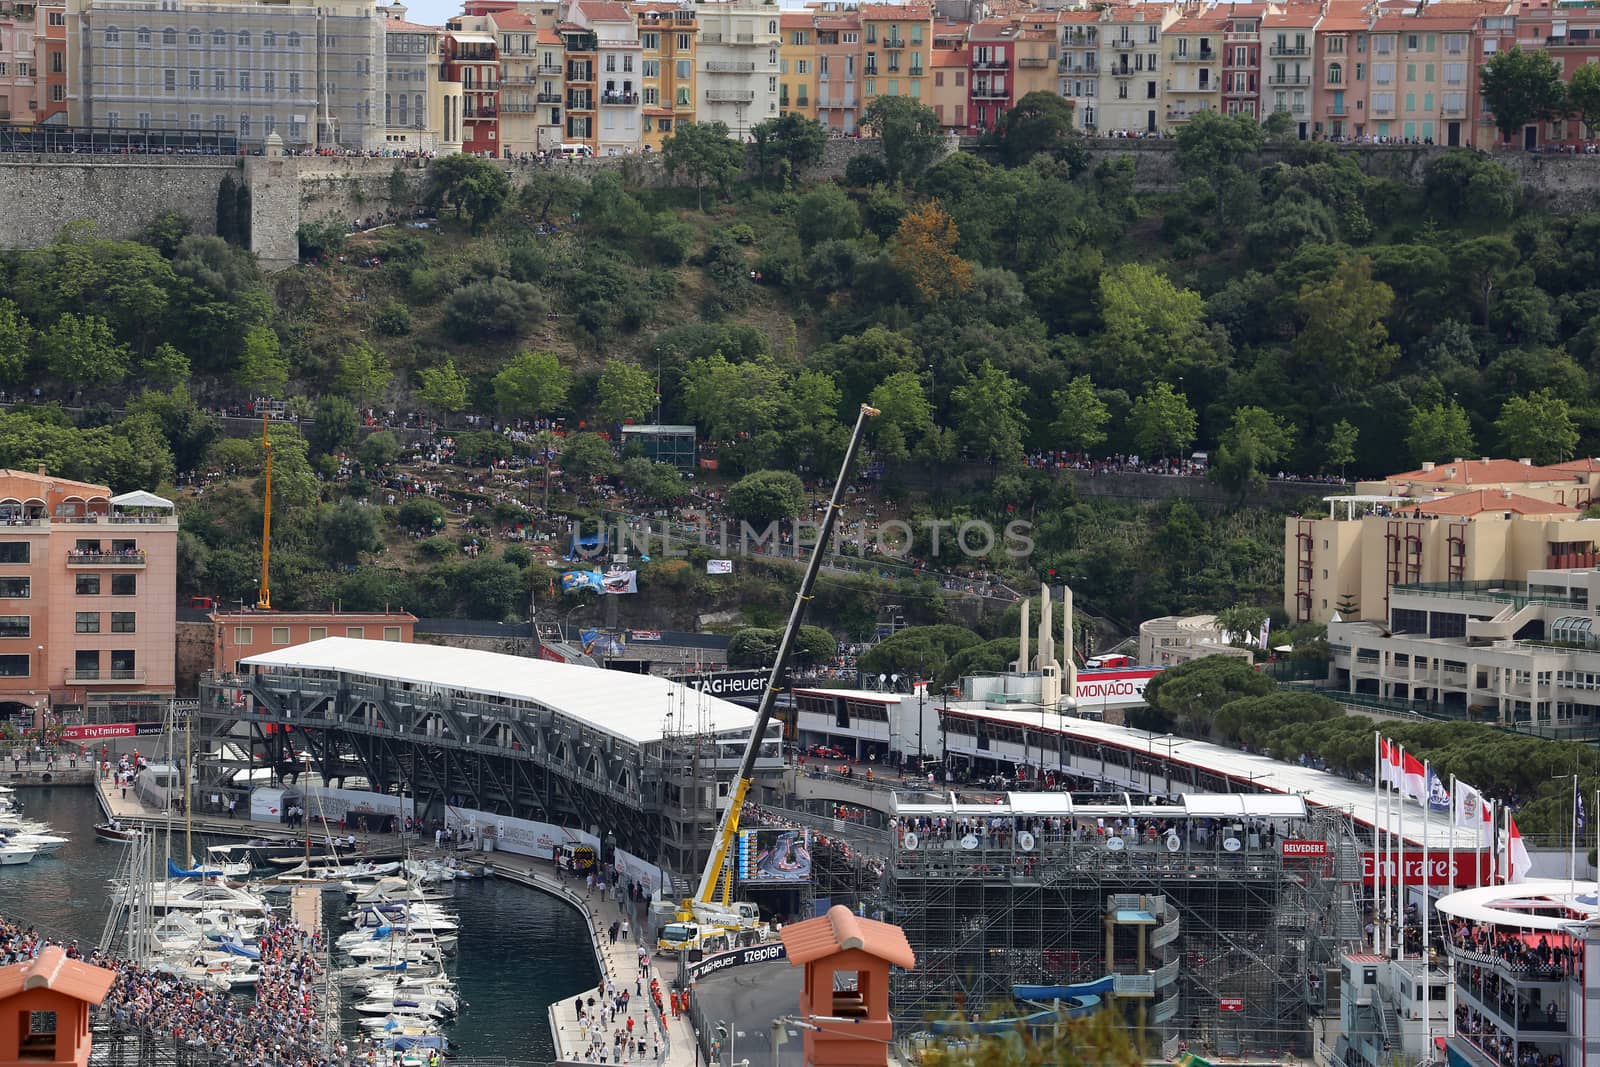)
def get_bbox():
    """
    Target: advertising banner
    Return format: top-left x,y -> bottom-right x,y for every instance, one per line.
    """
444,805 -> 598,862
1361,850 -> 1491,887
613,846 -> 669,897
601,570 -> 638,595
671,670 -> 767,699
61,722 -> 165,740
706,559 -> 733,575
1280,840 -> 1329,858
1073,668 -> 1162,710
685,943 -> 787,983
